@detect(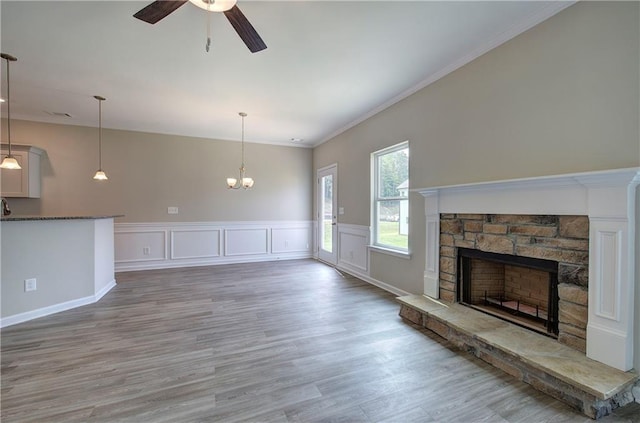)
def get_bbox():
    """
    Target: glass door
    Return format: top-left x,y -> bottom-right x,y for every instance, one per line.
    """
317,164 -> 337,265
